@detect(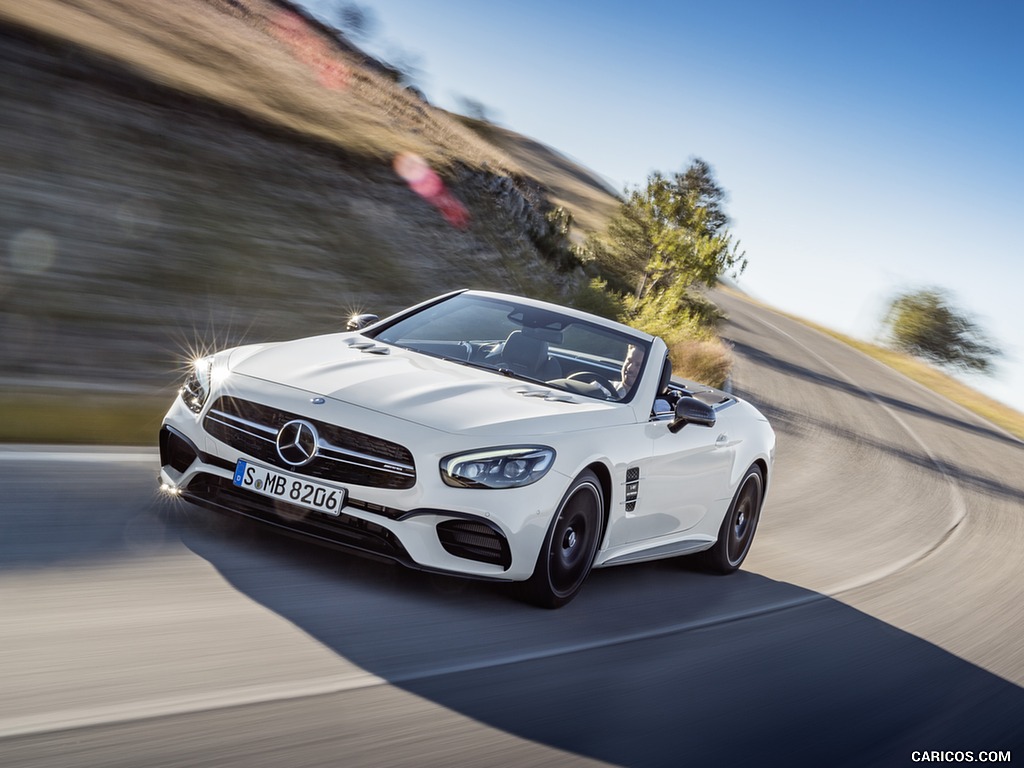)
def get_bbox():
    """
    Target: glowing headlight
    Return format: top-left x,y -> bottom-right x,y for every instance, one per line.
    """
440,446 -> 555,489
180,356 -> 214,414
